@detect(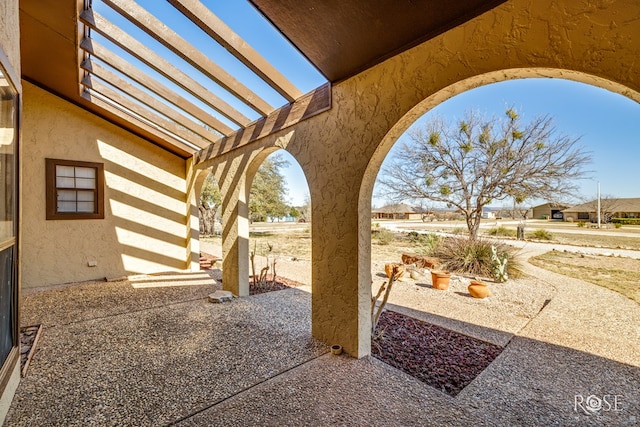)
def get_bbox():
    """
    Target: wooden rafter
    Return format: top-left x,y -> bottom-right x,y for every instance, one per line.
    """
79,38 -> 234,136
81,89 -> 198,155
82,75 -> 210,150
81,60 -> 223,143
101,0 -> 274,116
168,0 -> 303,103
196,83 -> 331,164
80,10 -> 251,127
